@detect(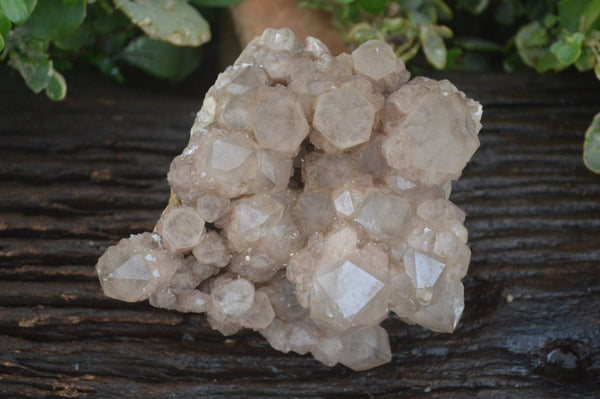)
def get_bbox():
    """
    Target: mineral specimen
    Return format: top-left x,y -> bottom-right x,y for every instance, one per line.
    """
95,28 -> 483,371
